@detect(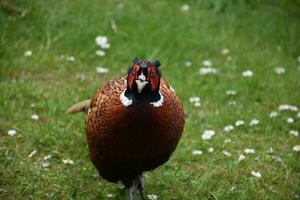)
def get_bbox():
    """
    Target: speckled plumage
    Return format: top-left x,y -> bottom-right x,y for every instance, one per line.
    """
86,75 -> 185,186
